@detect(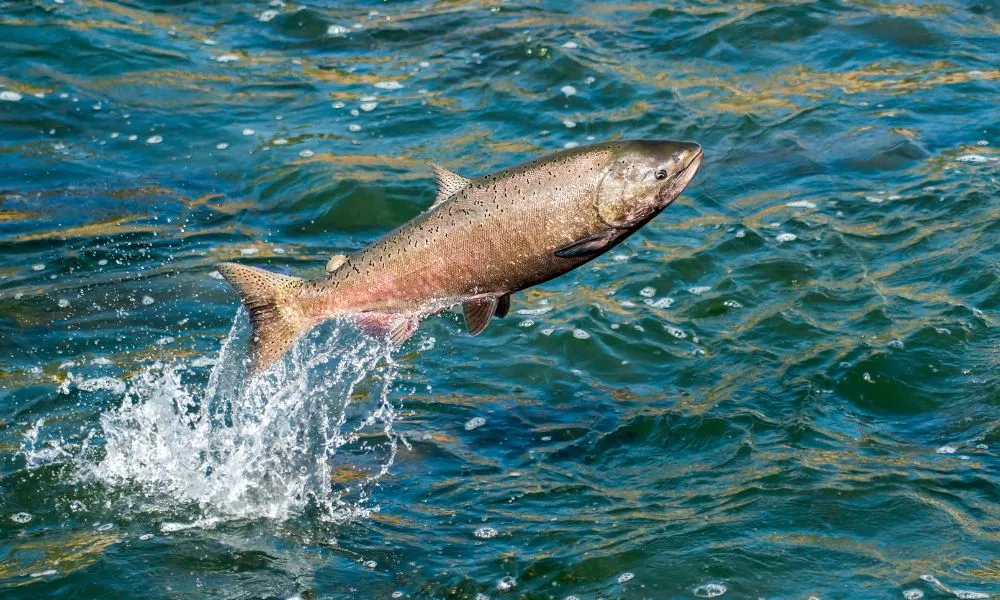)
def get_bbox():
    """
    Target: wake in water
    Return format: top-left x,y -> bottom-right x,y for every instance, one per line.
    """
75,311 -> 404,525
